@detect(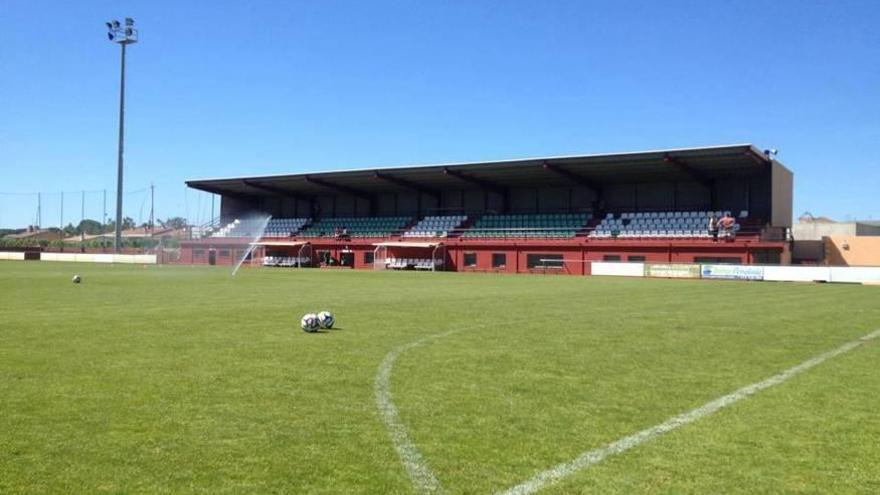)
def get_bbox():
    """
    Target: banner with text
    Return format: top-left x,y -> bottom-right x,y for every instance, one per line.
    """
700,264 -> 764,281
644,263 -> 701,279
